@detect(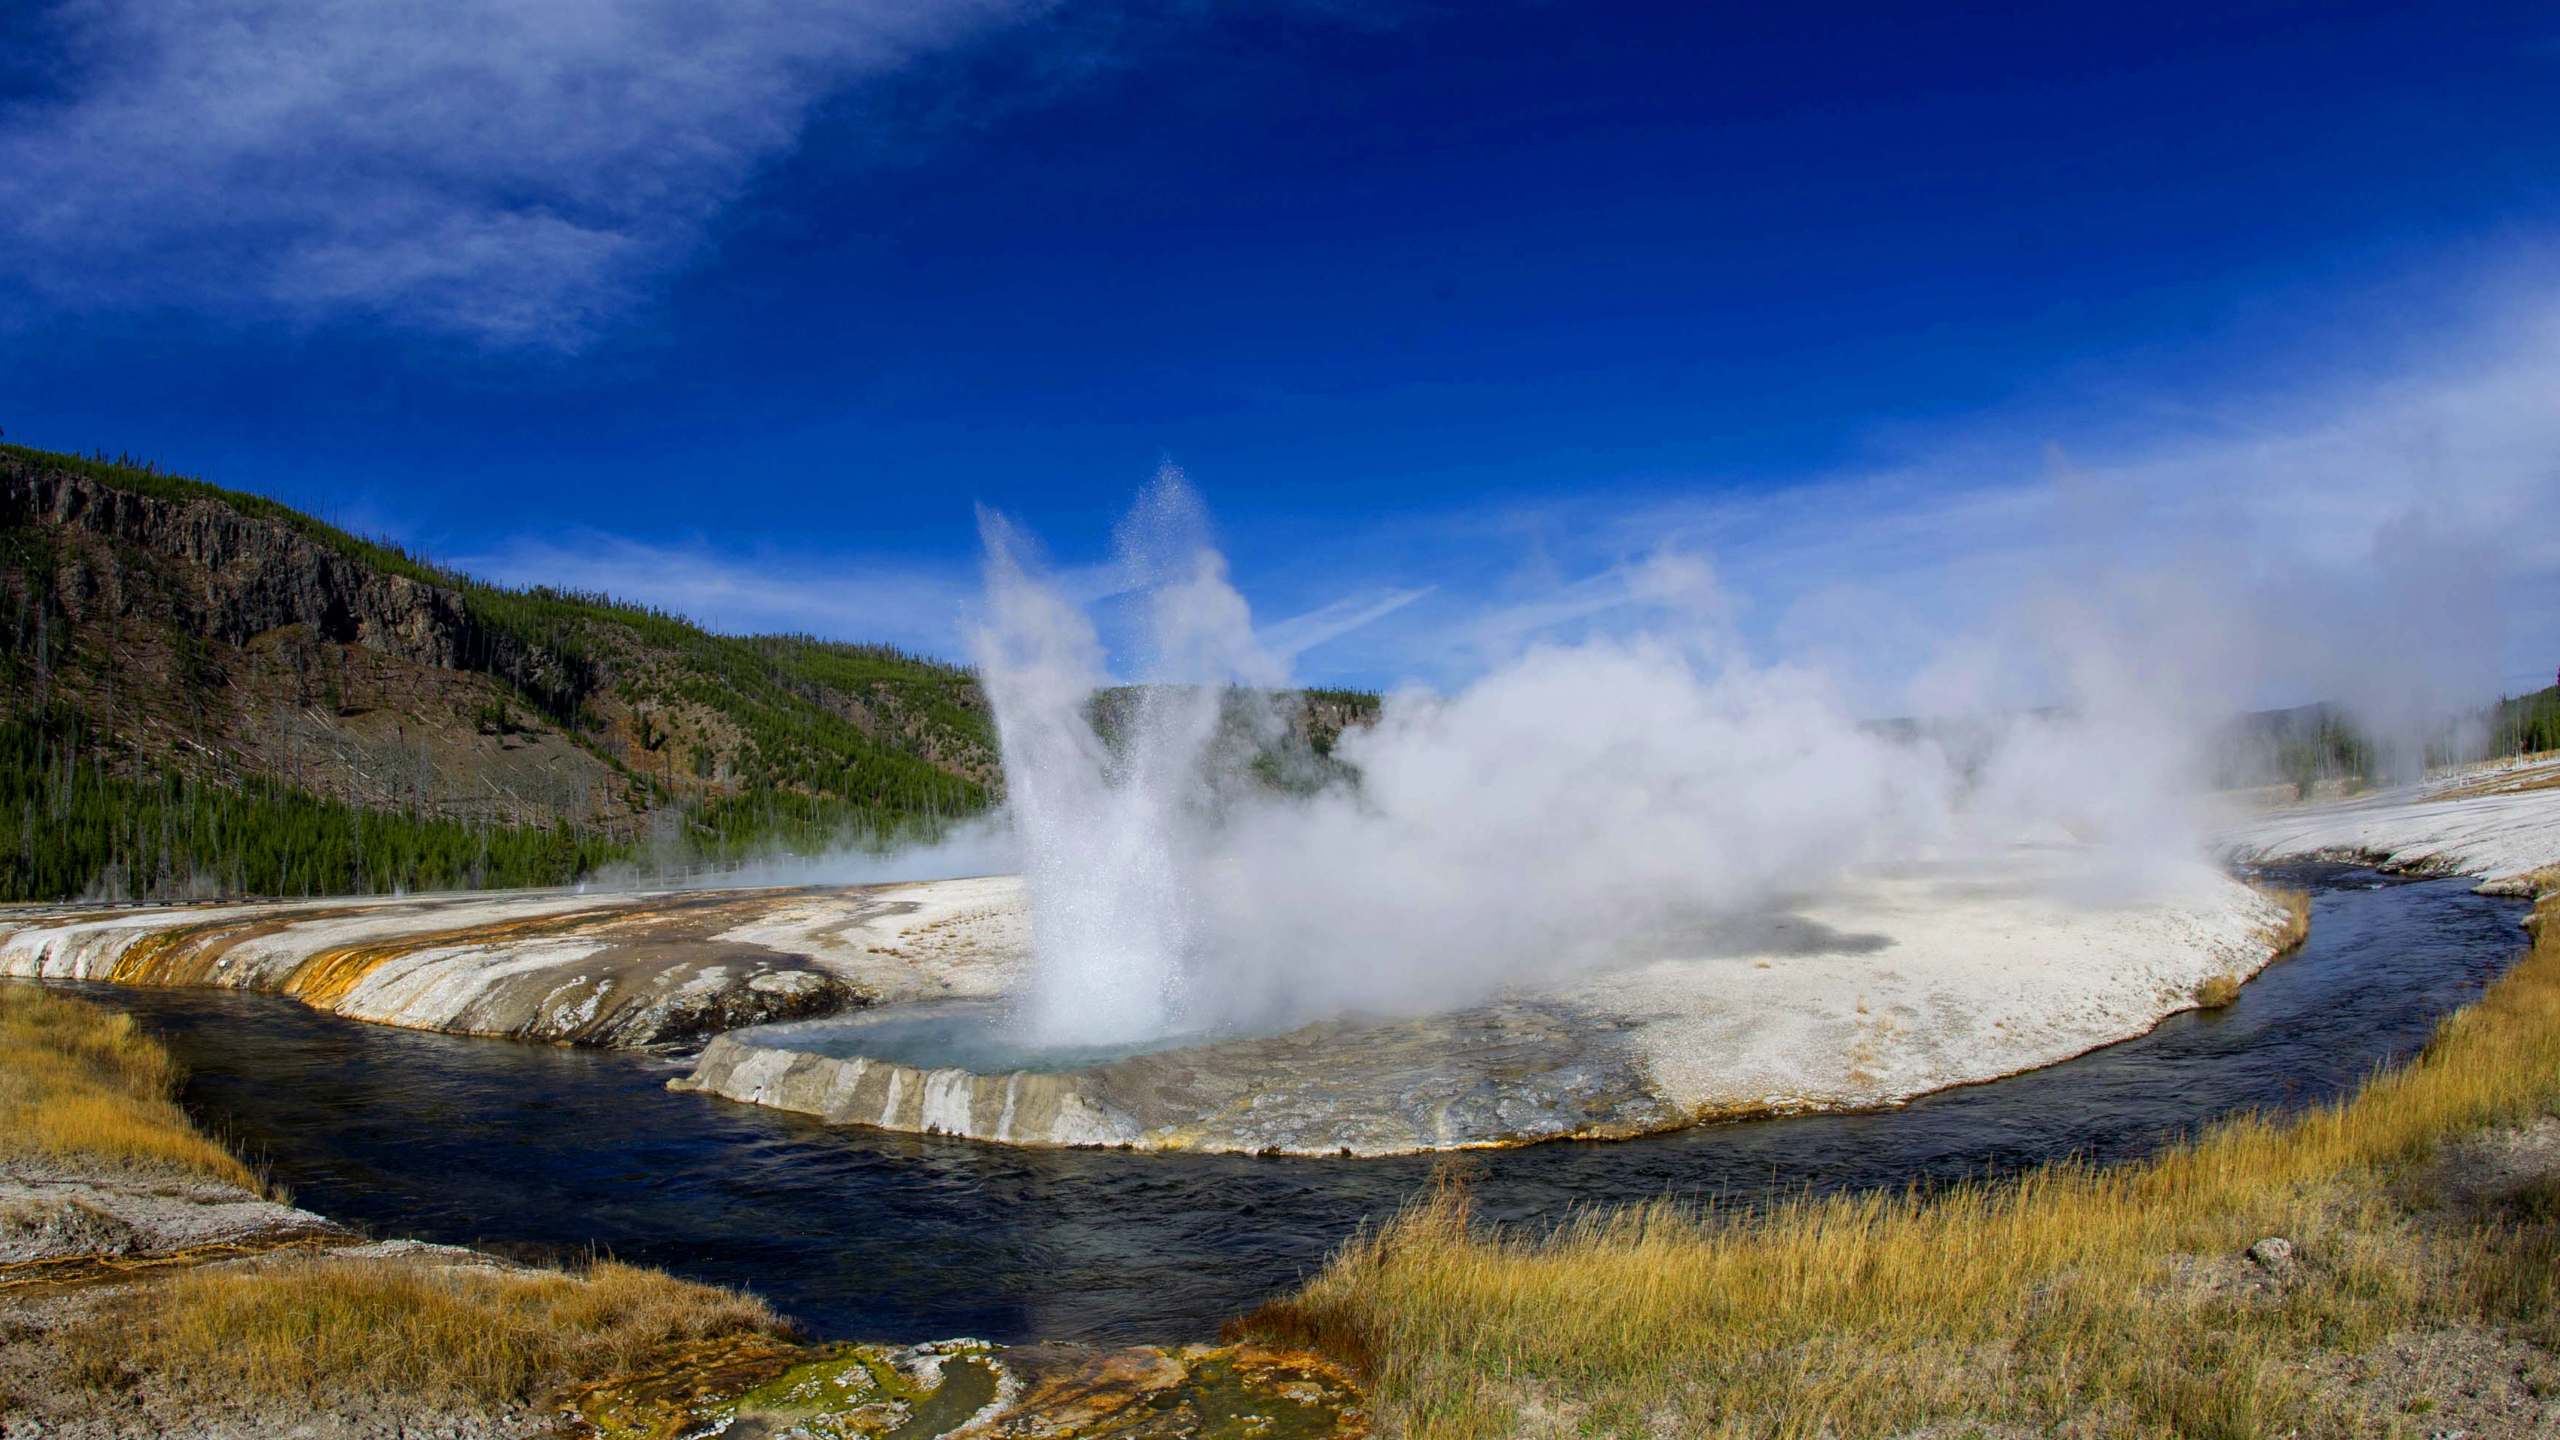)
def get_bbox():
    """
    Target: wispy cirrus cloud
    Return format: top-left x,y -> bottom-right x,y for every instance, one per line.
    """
454,288 -> 2560,709
0,0 -> 1044,345
1255,587 -> 1434,661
